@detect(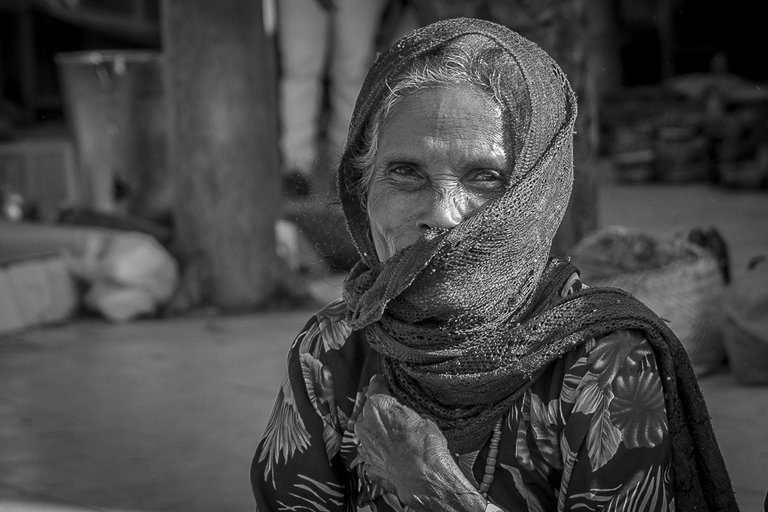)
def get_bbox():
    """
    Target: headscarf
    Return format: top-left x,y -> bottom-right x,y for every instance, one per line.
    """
339,18 -> 738,510
340,15 -> 575,448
